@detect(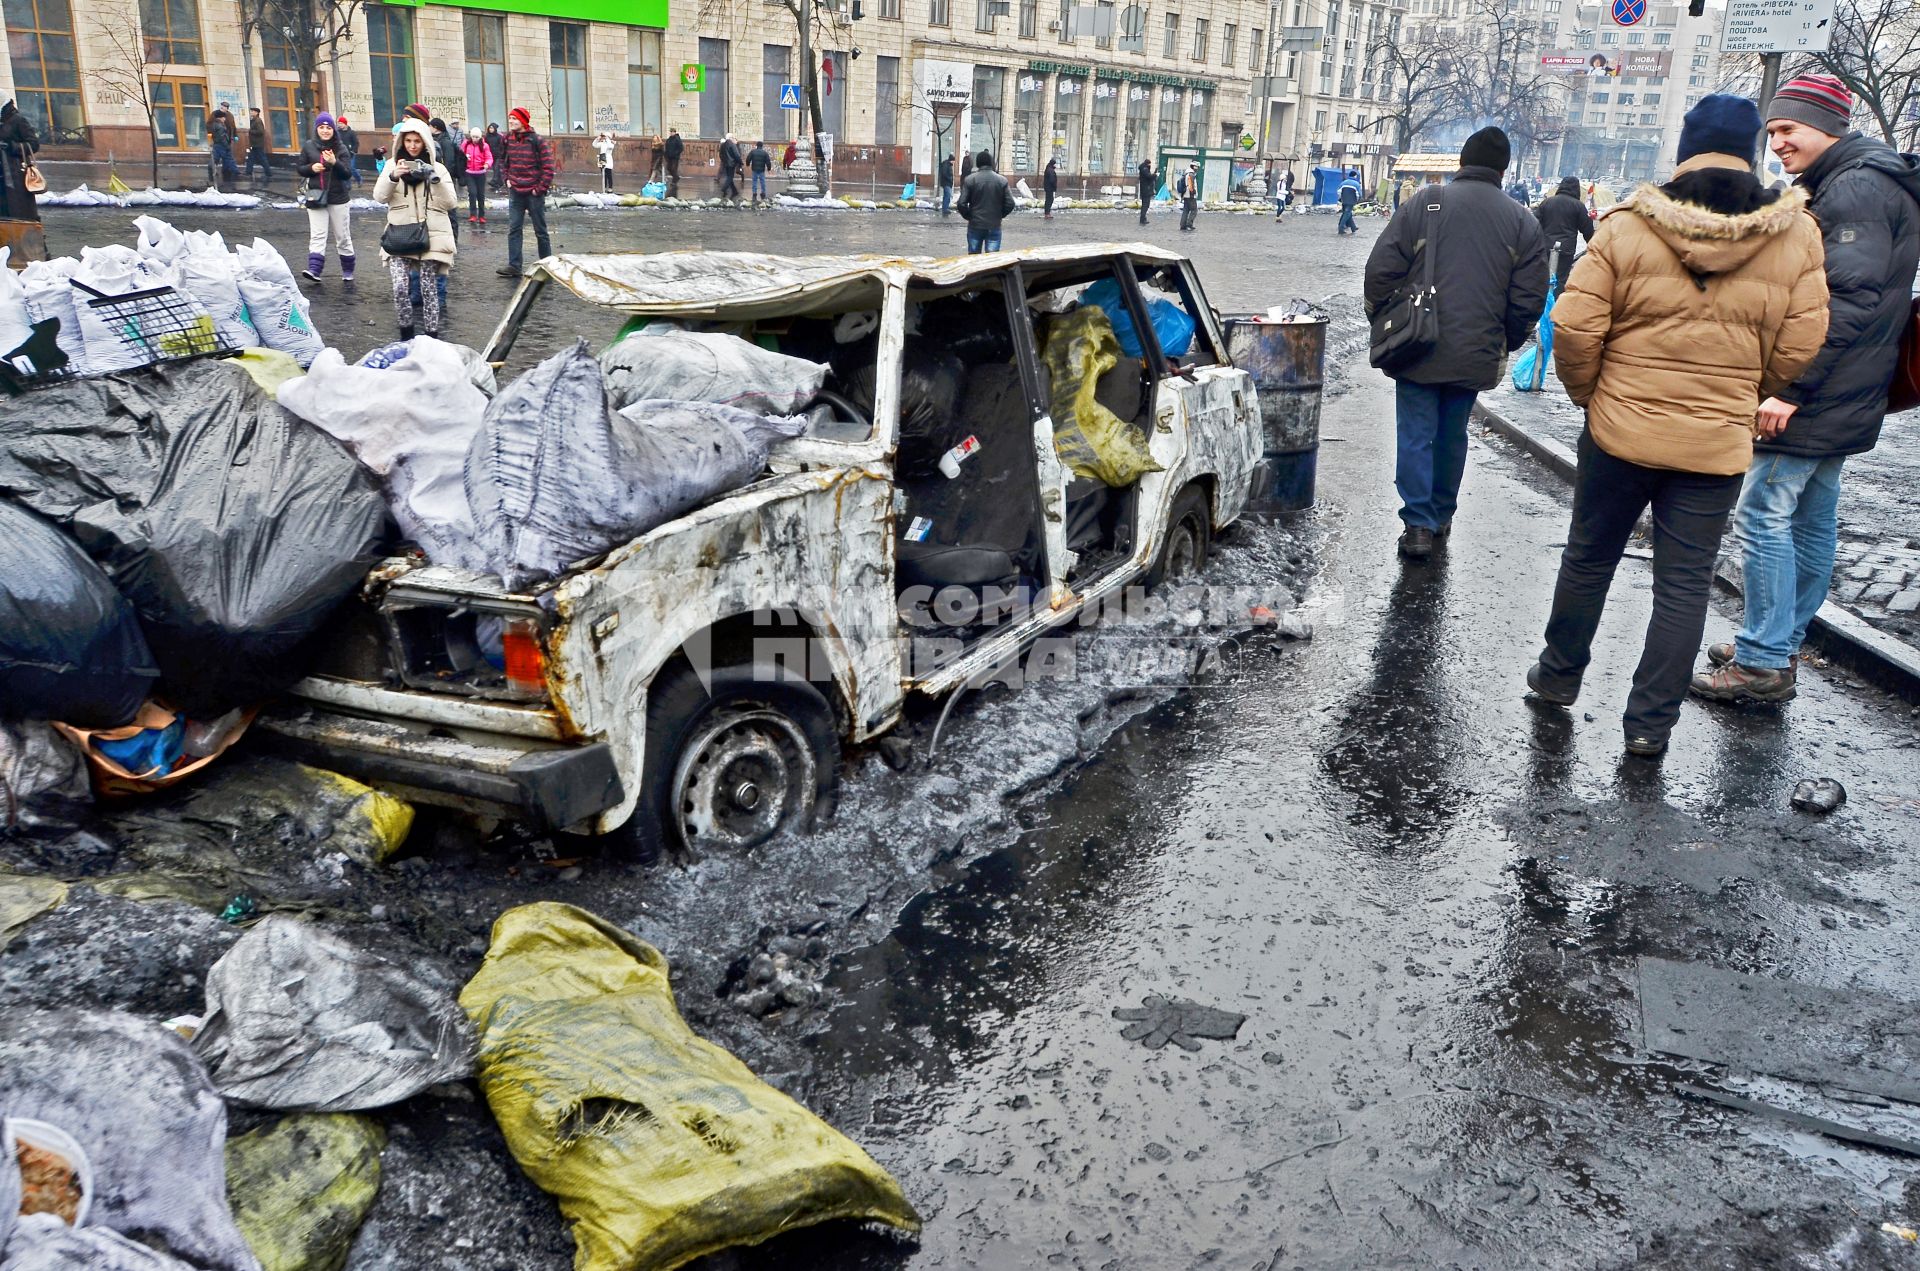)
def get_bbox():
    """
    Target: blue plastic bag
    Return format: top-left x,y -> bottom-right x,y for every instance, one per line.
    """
1510,344 -> 1543,391
95,713 -> 185,776
1082,277 -> 1196,360
901,181 -> 918,201
641,180 -> 667,199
